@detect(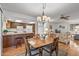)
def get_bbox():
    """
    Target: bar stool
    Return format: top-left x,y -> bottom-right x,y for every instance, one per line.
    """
15,37 -> 23,48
